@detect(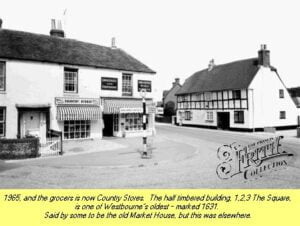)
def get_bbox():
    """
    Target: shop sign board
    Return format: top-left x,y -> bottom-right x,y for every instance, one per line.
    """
138,80 -> 152,92
156,107 -> 164,115
119,106 -> 156,114
101,77 -> 118,90
120,108 -> 143,113
55,97 -> 100,106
